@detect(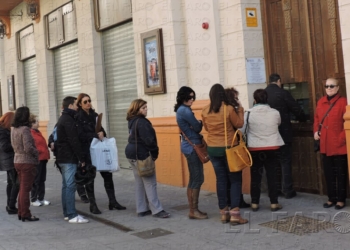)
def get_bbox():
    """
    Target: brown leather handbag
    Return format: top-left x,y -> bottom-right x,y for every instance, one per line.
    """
181,131 -> 210,164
